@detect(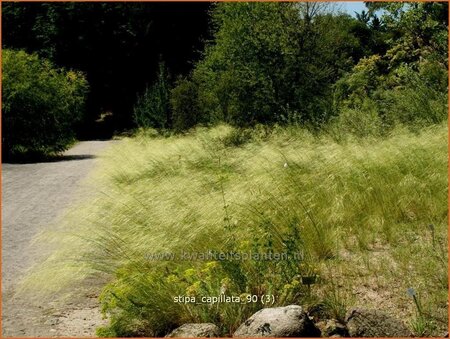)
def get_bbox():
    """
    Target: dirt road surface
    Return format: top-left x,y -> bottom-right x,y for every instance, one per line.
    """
2,141 -> 114,337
